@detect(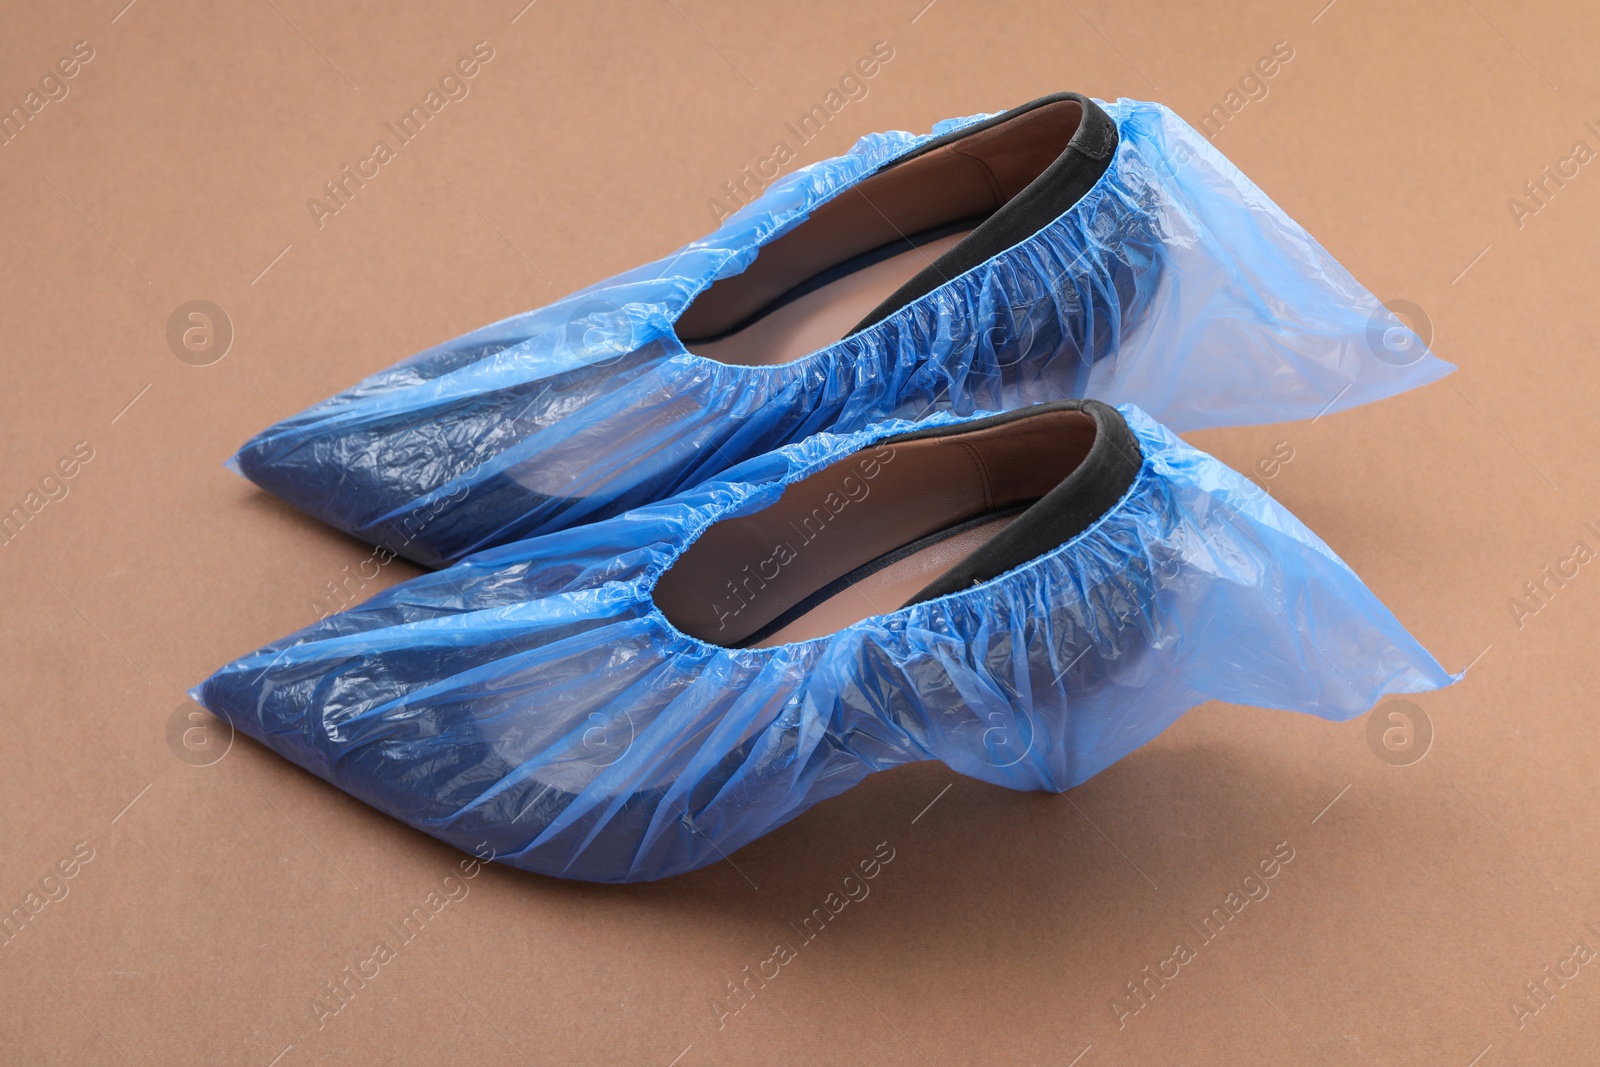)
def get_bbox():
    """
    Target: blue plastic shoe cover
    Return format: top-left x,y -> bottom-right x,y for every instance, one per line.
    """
229,98 -> 1452,567
194,404 -> 1457,883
